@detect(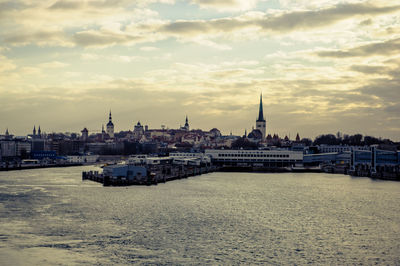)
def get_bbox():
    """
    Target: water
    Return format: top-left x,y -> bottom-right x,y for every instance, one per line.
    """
1,166 -> 399,265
